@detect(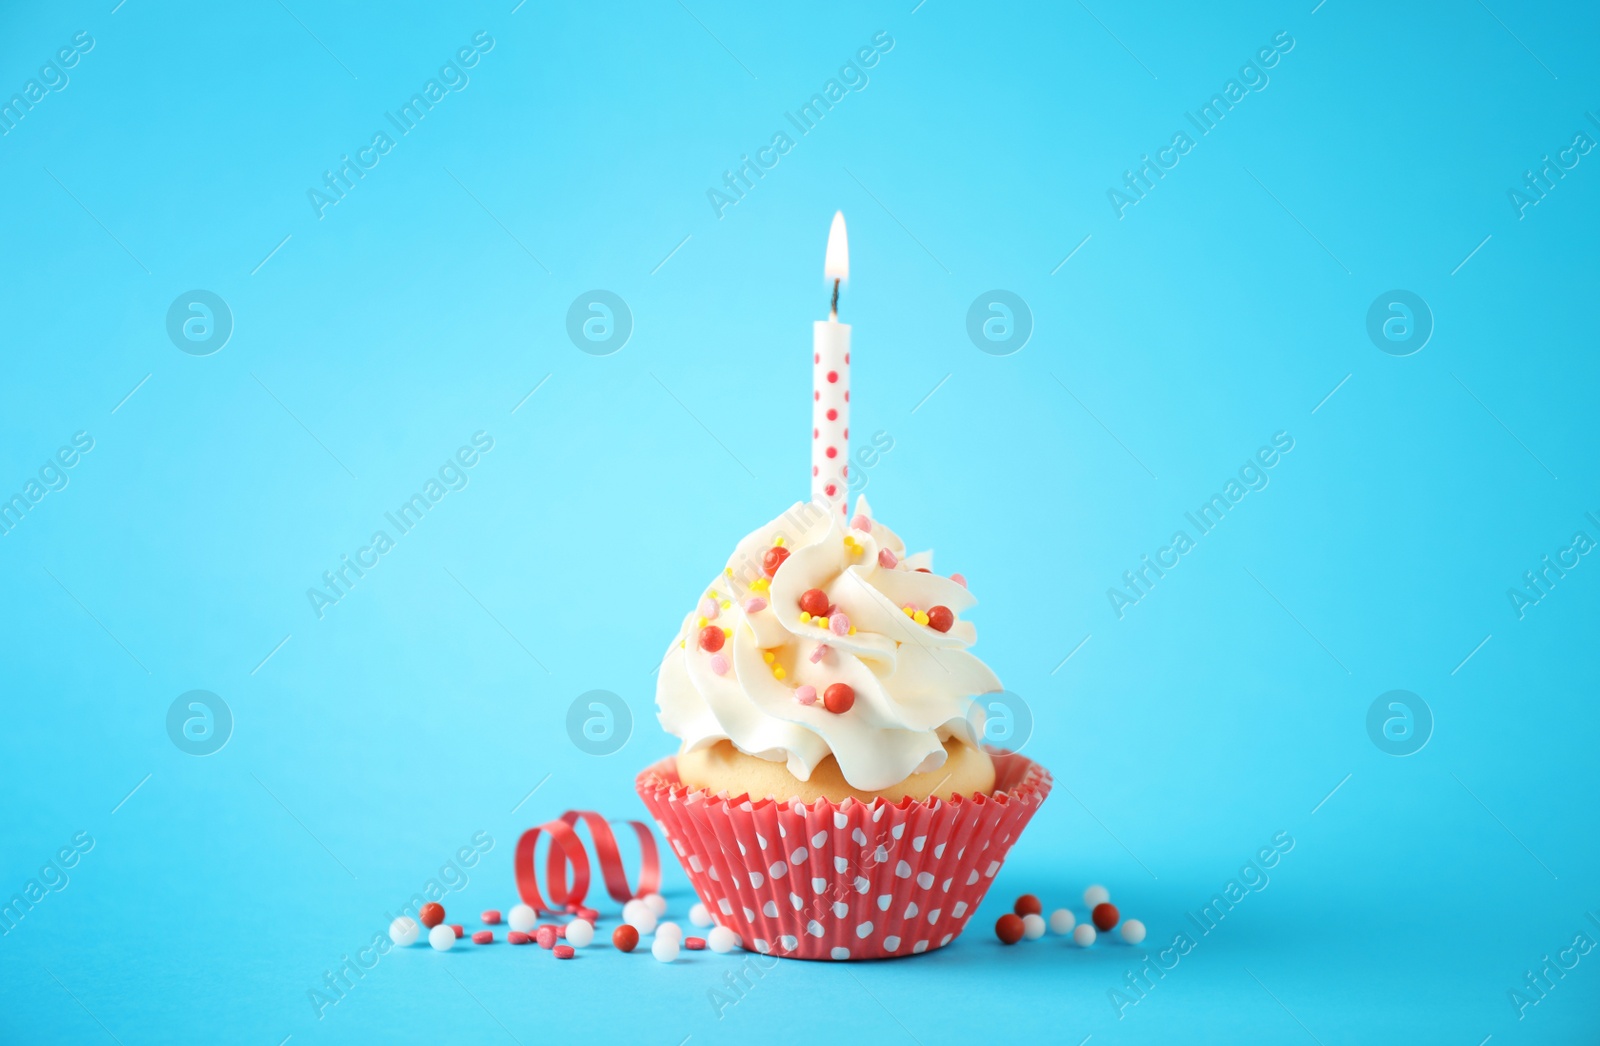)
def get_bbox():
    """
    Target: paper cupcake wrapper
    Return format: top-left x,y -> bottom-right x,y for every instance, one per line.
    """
635,750 -> 1050,961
